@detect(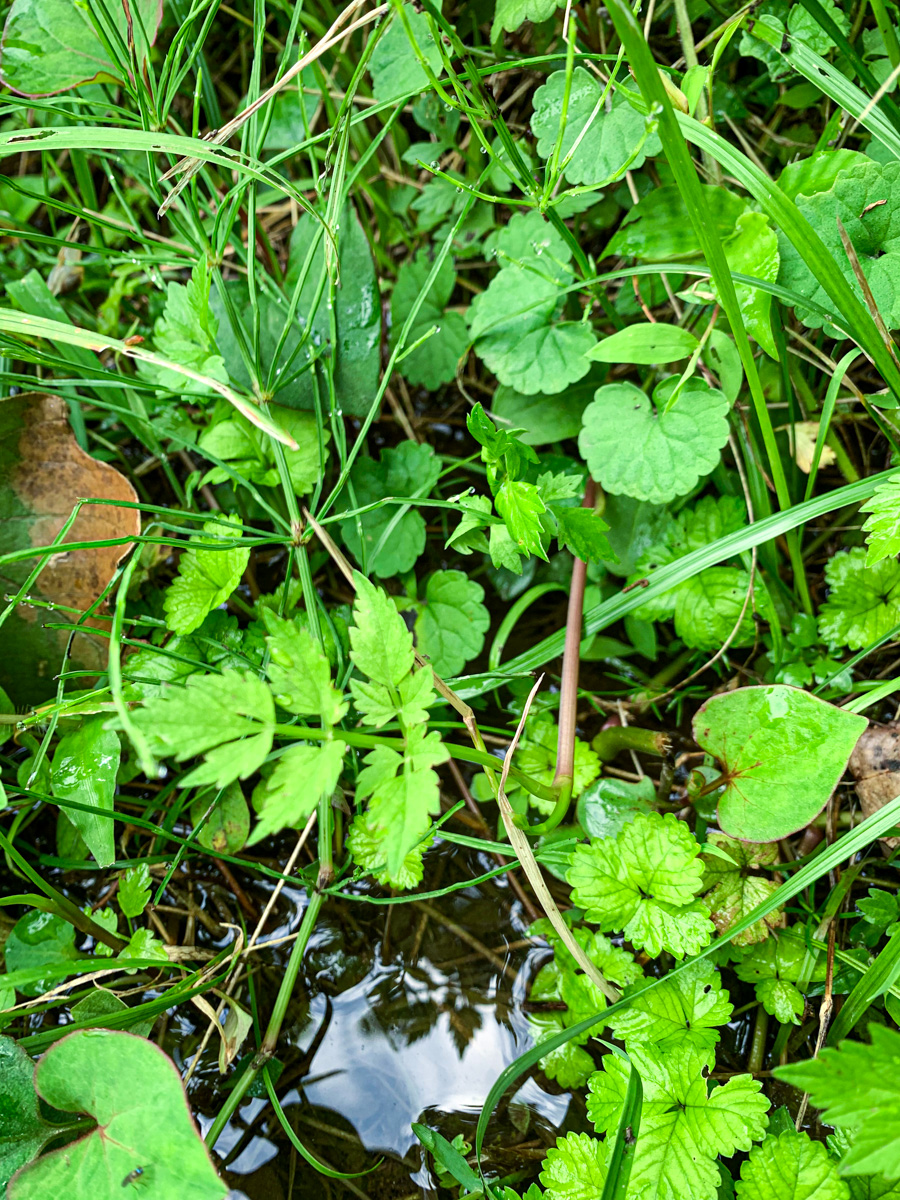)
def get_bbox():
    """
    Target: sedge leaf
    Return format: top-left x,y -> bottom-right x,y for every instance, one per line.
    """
248,741 -> 347,845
